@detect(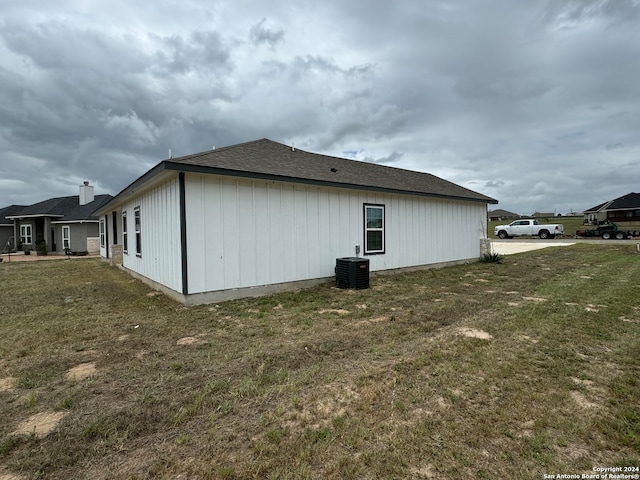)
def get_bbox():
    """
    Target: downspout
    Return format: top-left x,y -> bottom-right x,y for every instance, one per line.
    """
179,172 -> 188,296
